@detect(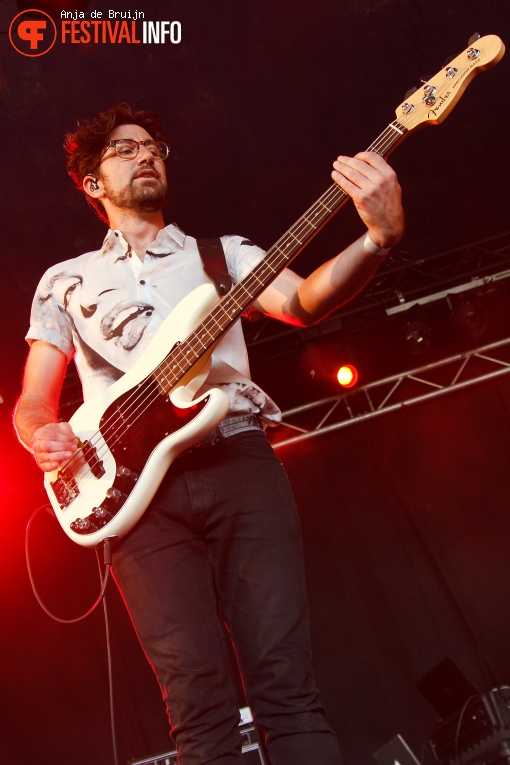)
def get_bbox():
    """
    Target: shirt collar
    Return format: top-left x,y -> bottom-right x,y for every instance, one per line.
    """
100,223 -> 186,257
